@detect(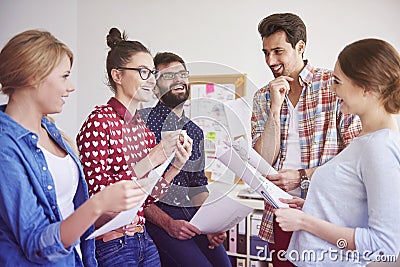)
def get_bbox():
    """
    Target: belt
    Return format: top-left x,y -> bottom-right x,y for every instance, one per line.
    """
95,225 -> 144,243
